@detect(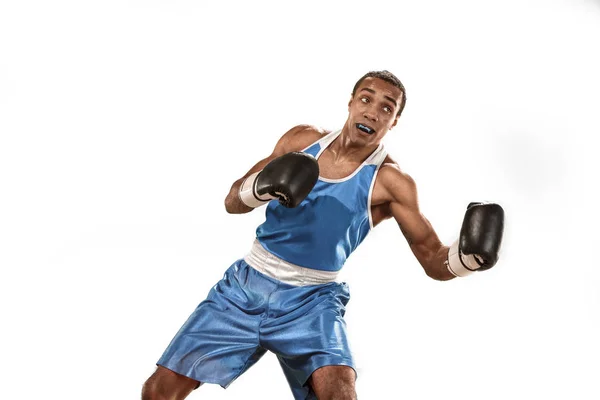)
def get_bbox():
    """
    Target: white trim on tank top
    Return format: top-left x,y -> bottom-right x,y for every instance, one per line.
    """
302,129 -> 386,183
301,129 -> 388,230
367,150 -> 388,229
